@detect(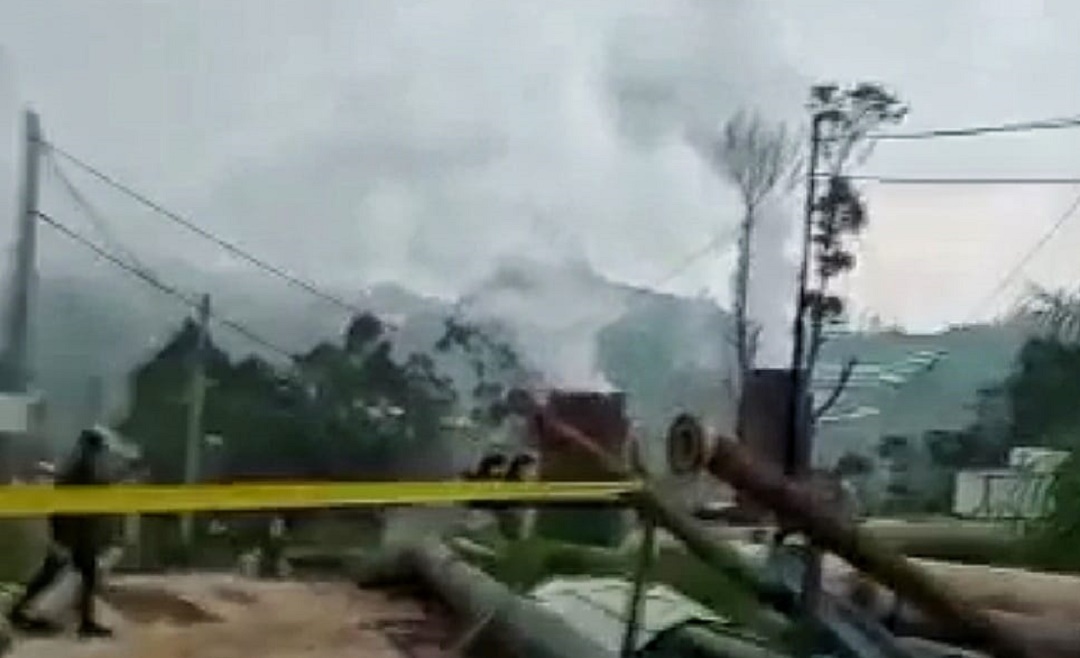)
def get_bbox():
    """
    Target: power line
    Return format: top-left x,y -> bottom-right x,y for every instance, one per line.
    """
46,150 -> 160,280
34,209 -> 296,360
965,189 -> 1080,321
554,230 -> 733,336
845,175 -> 1080,186
651,230 -> 731,288
44,141 -> 372,319
870,115 -> 1080,141
450,222 -> 734,330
